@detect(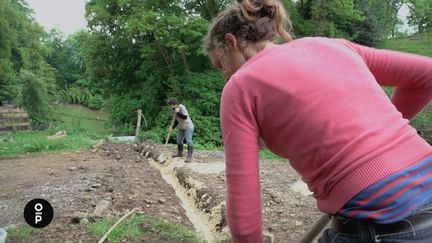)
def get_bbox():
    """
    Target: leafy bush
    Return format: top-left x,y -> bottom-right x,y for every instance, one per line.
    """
63,86 -> 91,104
106,95 -> 141,132
62,86 -> 104,109
138,128 -> 166,144
20,70 -> 53,125
87,94 -> 104,109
